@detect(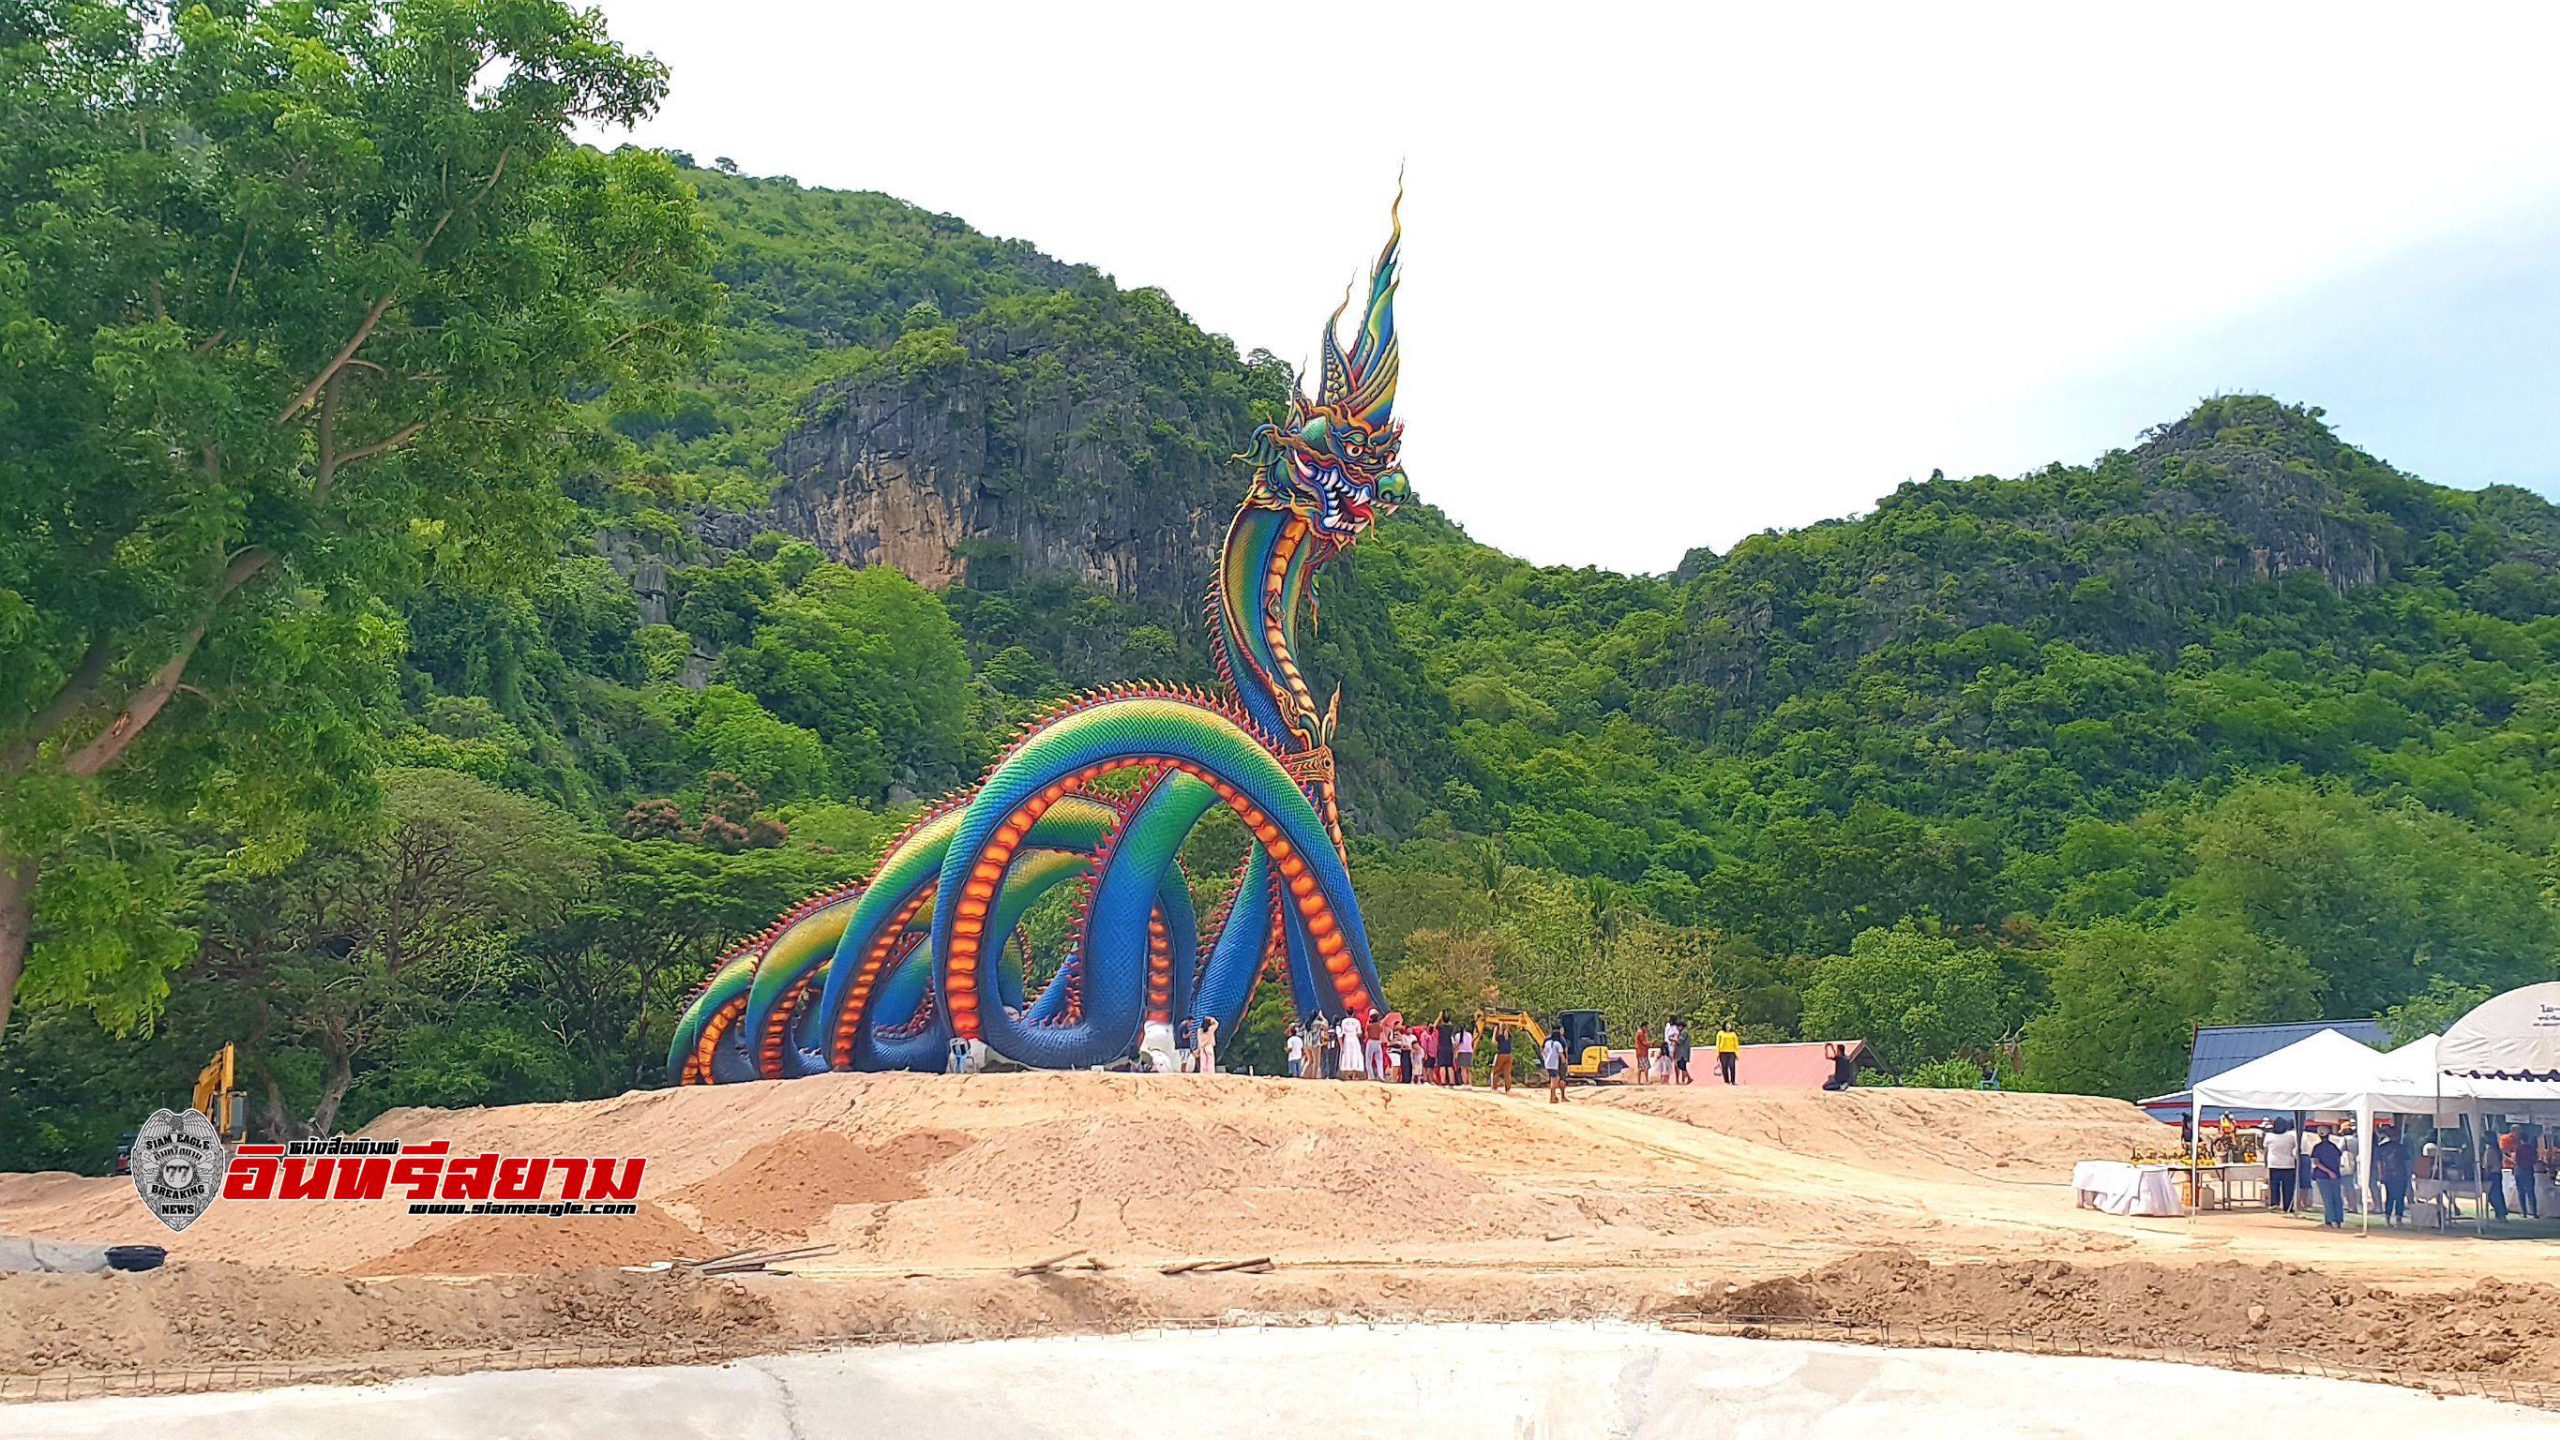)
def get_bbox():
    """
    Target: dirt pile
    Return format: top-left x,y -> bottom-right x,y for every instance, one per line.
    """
9,1075 -> 2560,1399
1705,1251 -> 2558,1378
0,1263 -> 778,1375
13,1251 -> 2555,1401
672,1128 -> 971,1235
1591,1085 -> 2169,1179
919,1114 -> 1504,1249
364,1202 -> 711,1276
6,1071 -> 2550,1300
